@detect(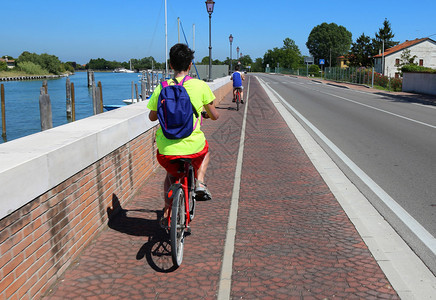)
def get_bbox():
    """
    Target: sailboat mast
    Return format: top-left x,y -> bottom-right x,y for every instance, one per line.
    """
165,0 -> 168,78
